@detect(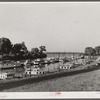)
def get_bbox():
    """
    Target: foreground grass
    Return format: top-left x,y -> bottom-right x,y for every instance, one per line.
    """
2,66 -> 100,92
